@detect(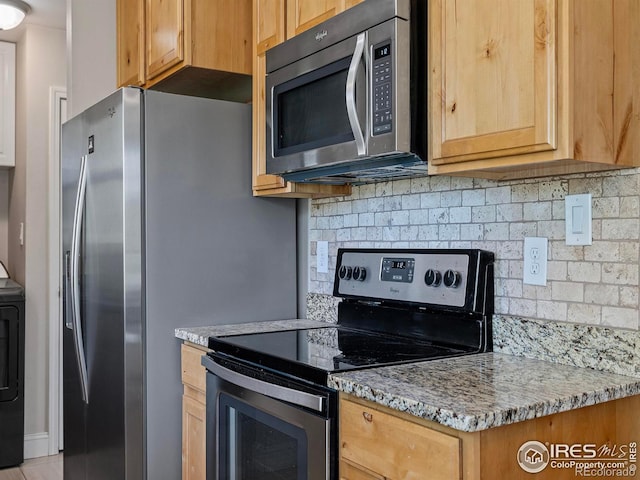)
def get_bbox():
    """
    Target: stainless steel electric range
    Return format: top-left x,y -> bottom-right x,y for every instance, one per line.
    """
203,248 -> 494,480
